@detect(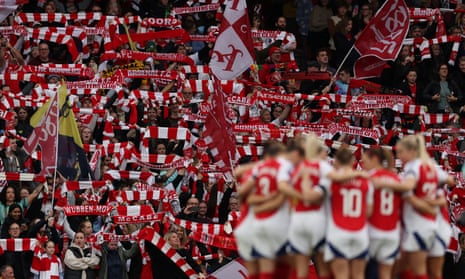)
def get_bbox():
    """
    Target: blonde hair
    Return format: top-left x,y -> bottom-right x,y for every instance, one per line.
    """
304,133 -> 326,160
397,134 -> 433,165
